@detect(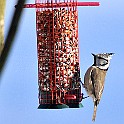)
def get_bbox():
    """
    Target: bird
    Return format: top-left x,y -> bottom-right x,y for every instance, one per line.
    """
84,53 -> 114,121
